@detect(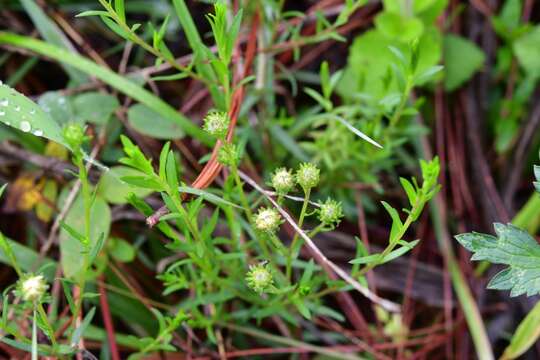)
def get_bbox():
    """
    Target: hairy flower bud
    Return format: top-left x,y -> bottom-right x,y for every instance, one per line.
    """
270,168 -> 294,195
203,111 -> 229,139
254,207 -> 282,233
246,263 -> 273,294
296,163 -> 320,191
19,274 -> 48,302
318,198 -> 344,227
